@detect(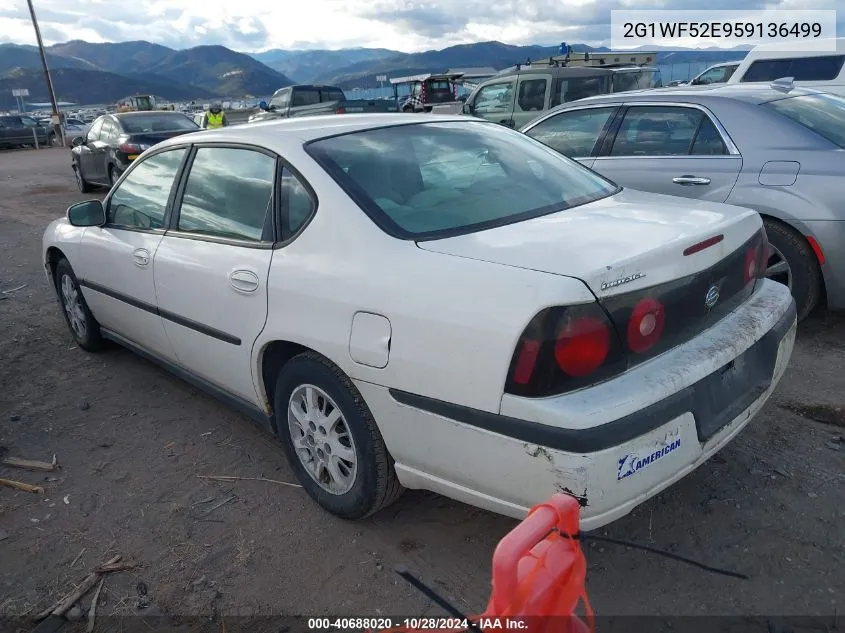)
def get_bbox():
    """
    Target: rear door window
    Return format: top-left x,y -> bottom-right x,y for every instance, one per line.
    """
176,147 -> 276,241
610,106 -> 705,156
86,118 -> 104,142
524,107 -> 617,157
550,76 -> 610,107
517,79 -> 547,112
292,88 -> 321,107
